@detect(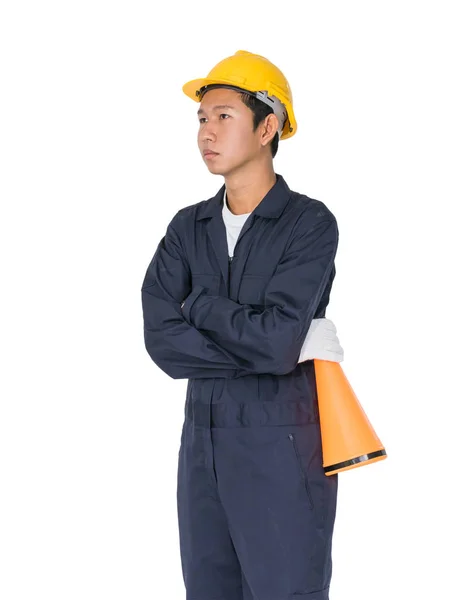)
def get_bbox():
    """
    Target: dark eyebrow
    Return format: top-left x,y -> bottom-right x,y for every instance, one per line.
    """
197,104 -> 236,116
